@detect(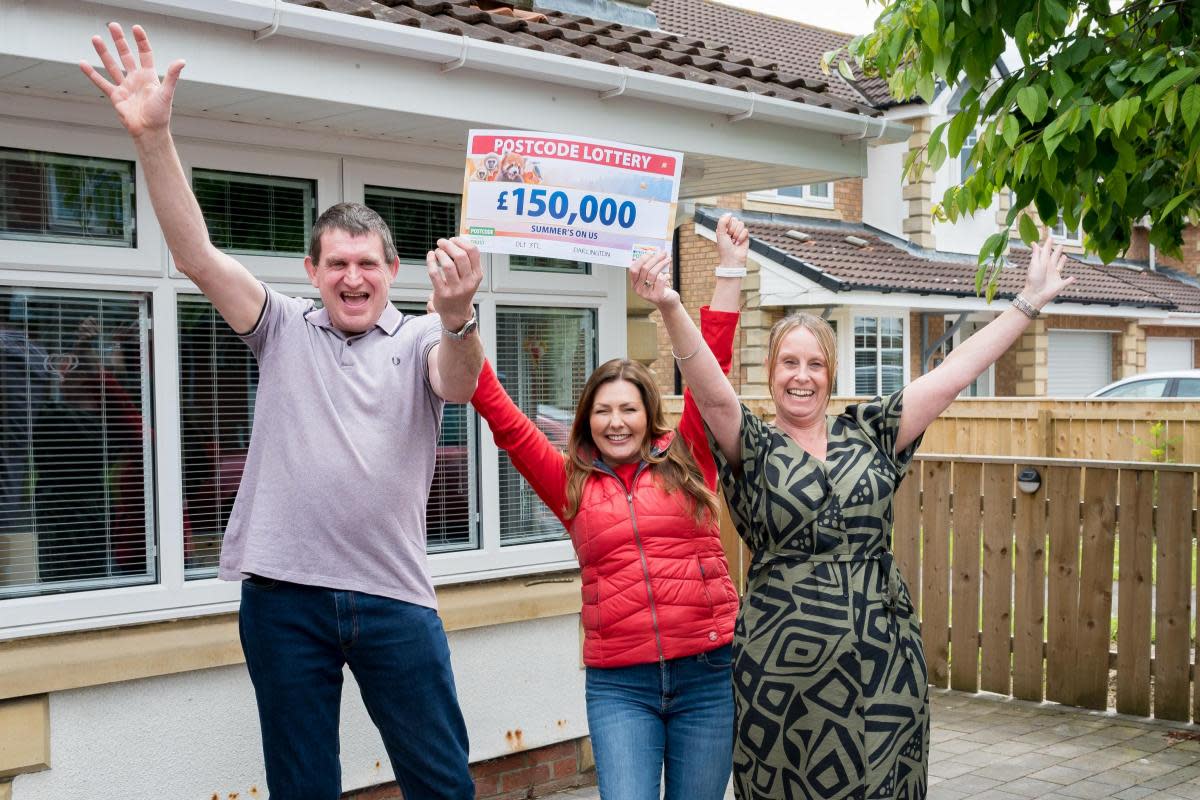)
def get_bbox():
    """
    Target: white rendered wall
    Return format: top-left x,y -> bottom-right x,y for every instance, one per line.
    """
11,615 -> 587,800
862,140 -> 906,238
